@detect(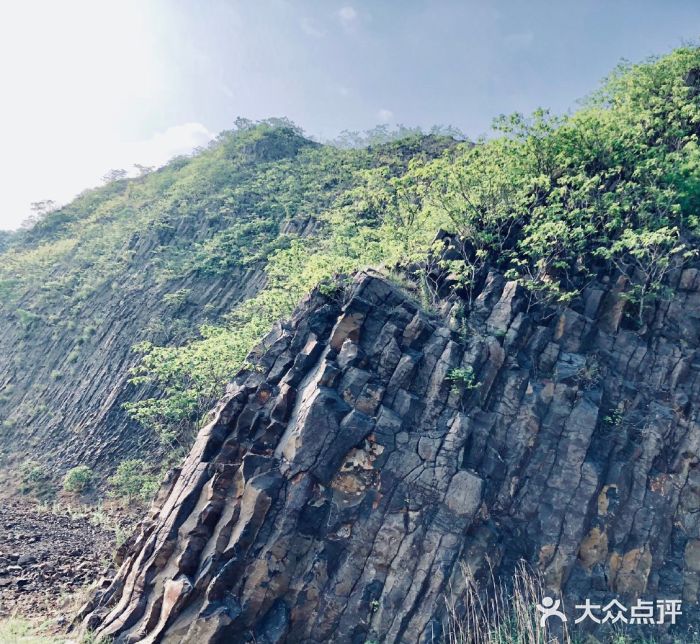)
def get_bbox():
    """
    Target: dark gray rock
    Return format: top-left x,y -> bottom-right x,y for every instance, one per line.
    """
79,270 -> 700,643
